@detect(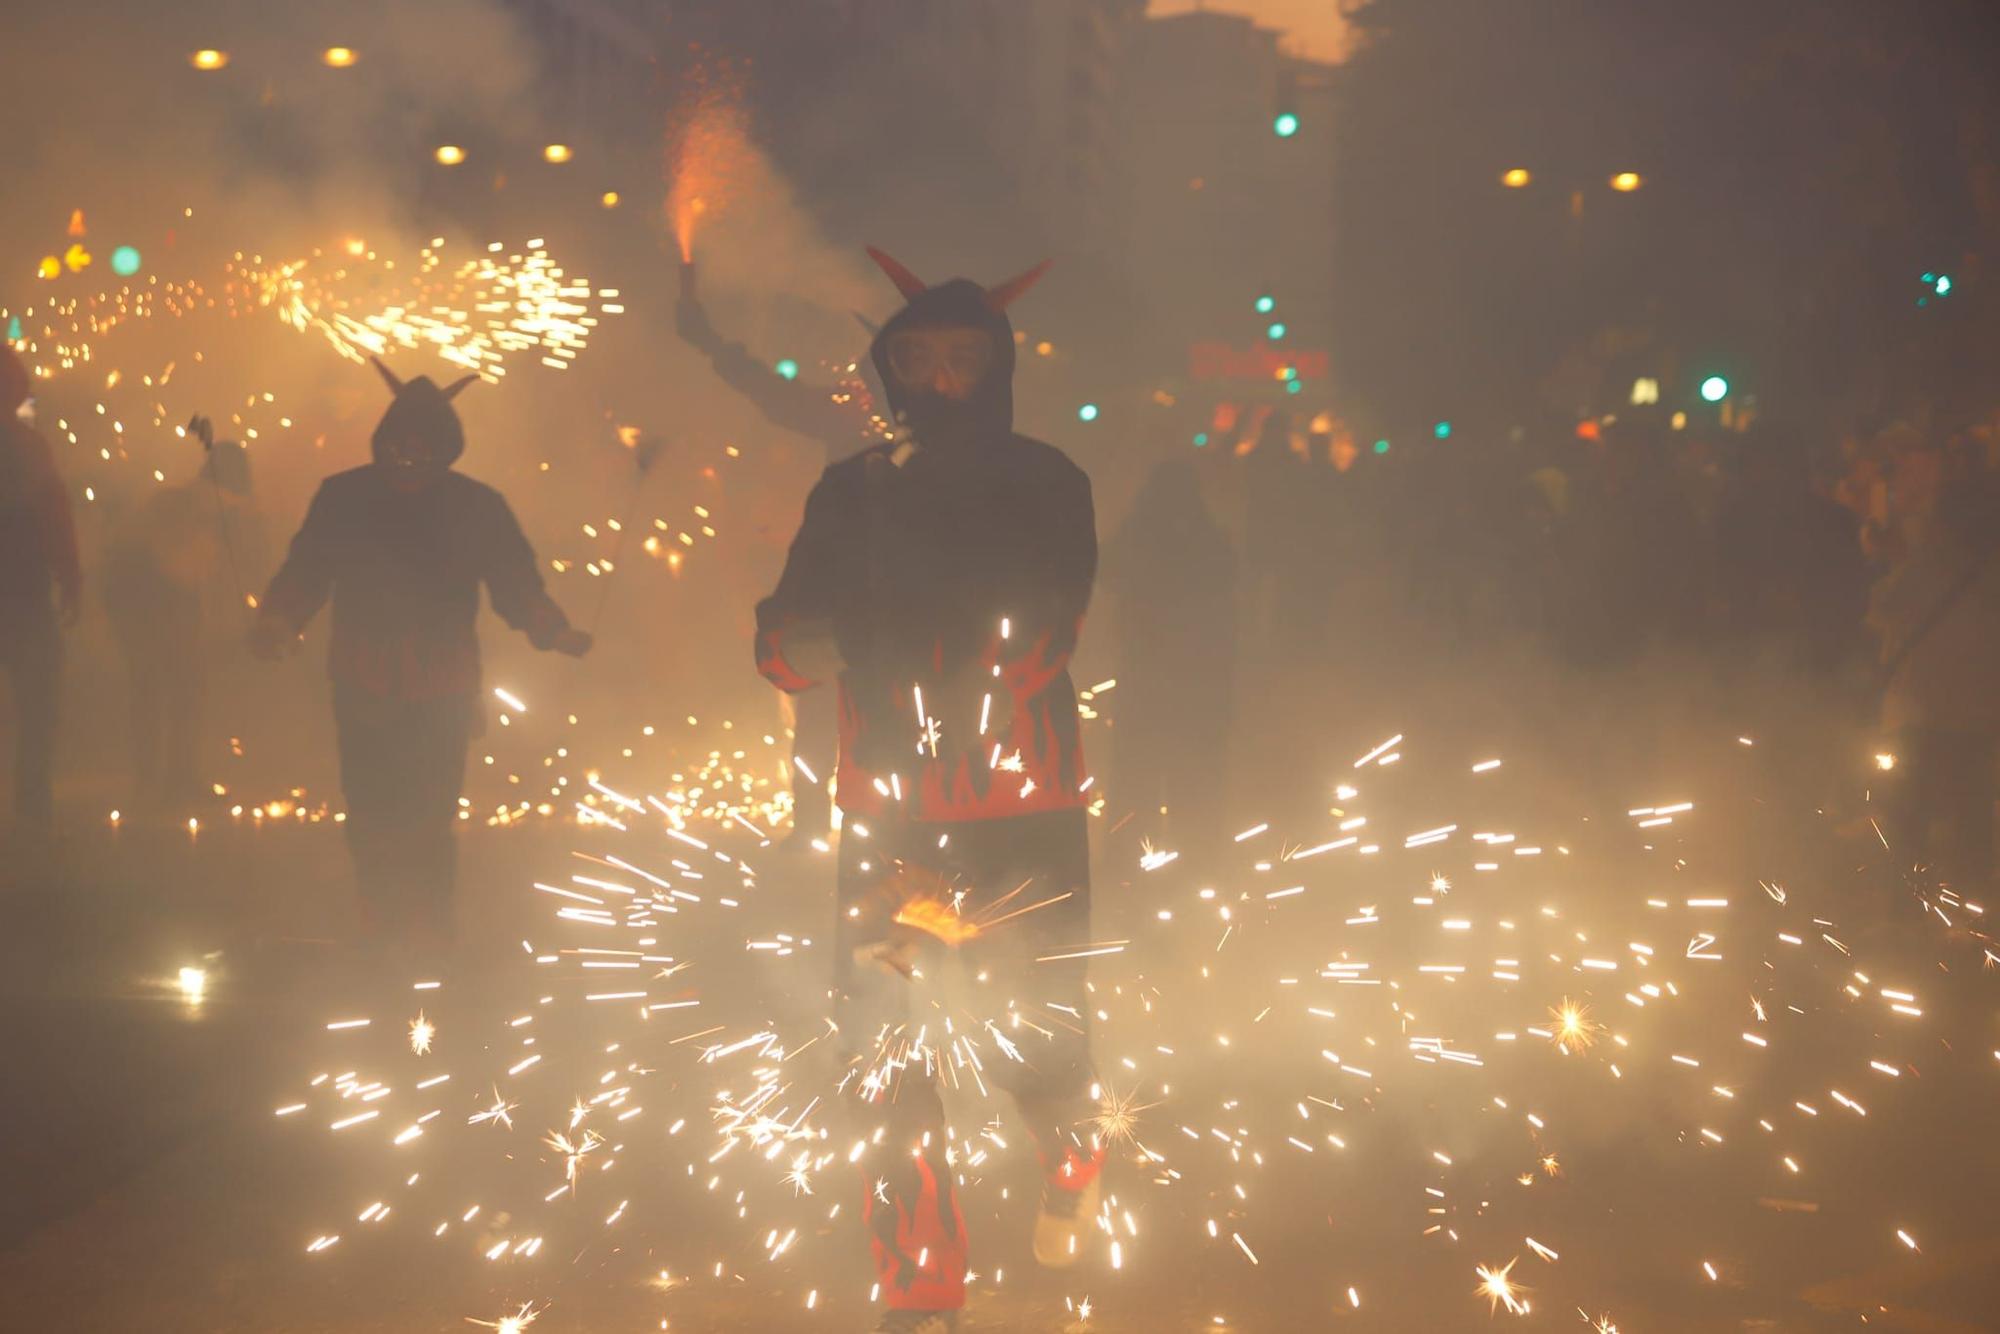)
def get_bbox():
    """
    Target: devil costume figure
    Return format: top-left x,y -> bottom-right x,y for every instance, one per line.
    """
0,344 -> 80,832
252,363 -> 589,939
754,249 -> 1098,1328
